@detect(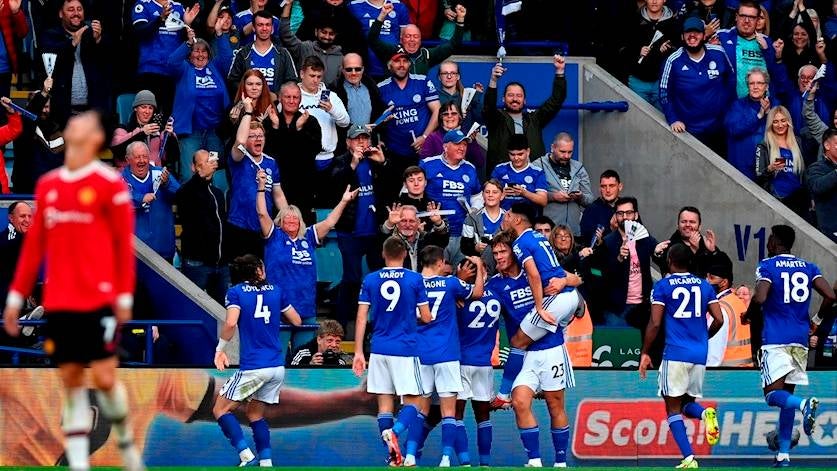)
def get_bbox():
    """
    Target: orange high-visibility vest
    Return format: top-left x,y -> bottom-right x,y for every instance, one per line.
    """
565,305 -> 593,367
718,290 -> 753,367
